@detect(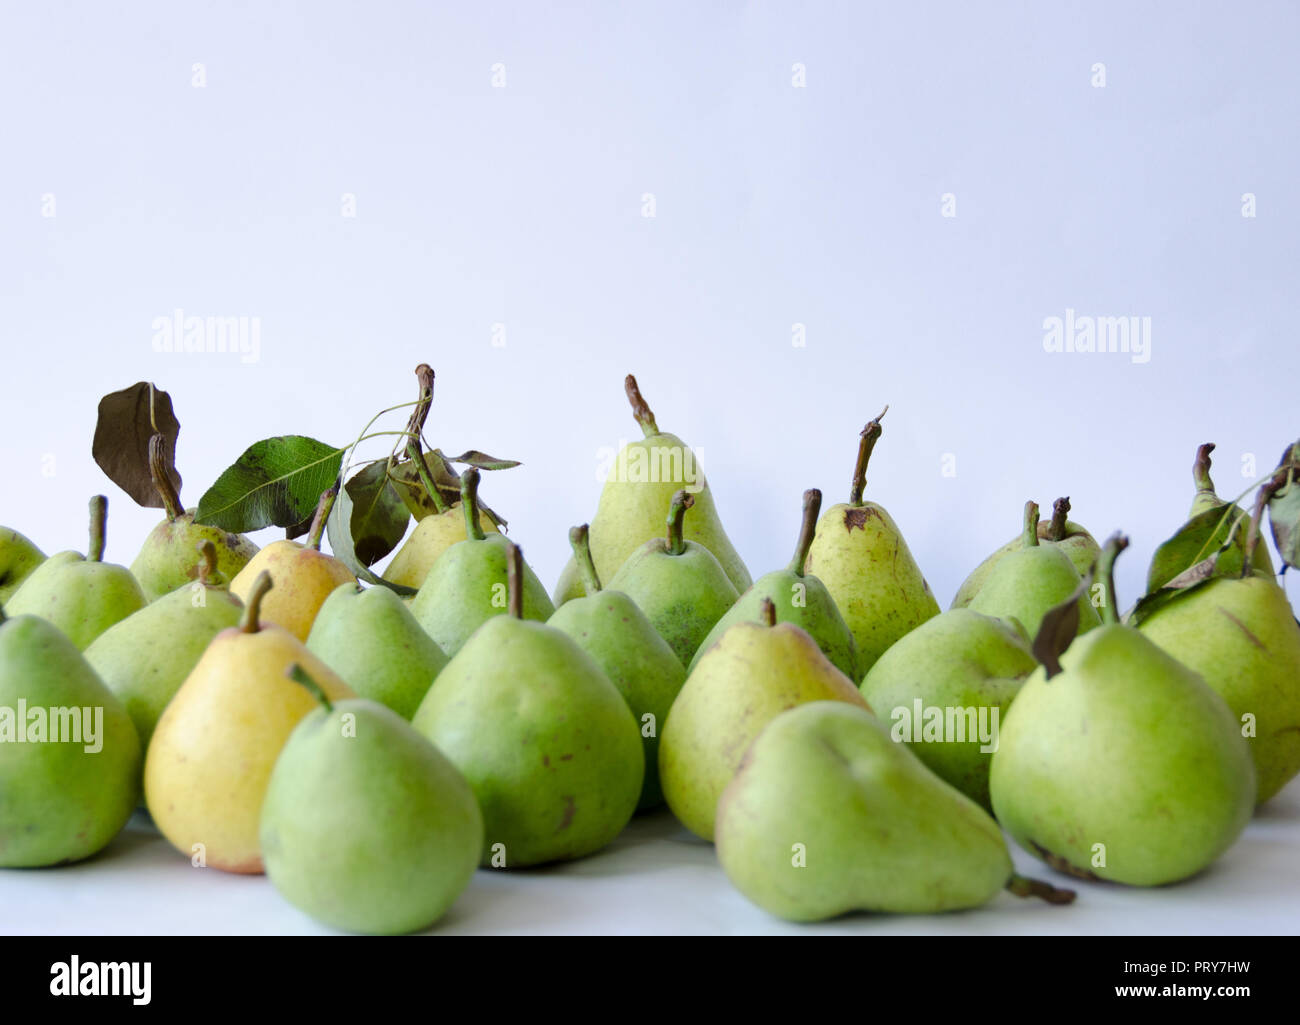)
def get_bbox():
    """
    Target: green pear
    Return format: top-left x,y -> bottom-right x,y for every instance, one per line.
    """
0,608 -> 142,866
548,524 -> 687,810
7,496 -> 147,650
968,501 -> 1101,642
85,542 -> 244,761
307,581 -> 448,719
690,489 -> 860,679
860,608 -> 1038,811
260,666 -> 483,934
1140,567 -> 1300,804
717,702 -> 1074,921
412,542 -> 643,867
0,526 -> 45,603
802,409 -> 940,674
130,433 -> 259,601
659,600 -> 869,842
952,496 -> 1100,607
552,375 -> 750,605
605,489 -> 739,667
410,469 -> 553,658
990,536 -> 1256,886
